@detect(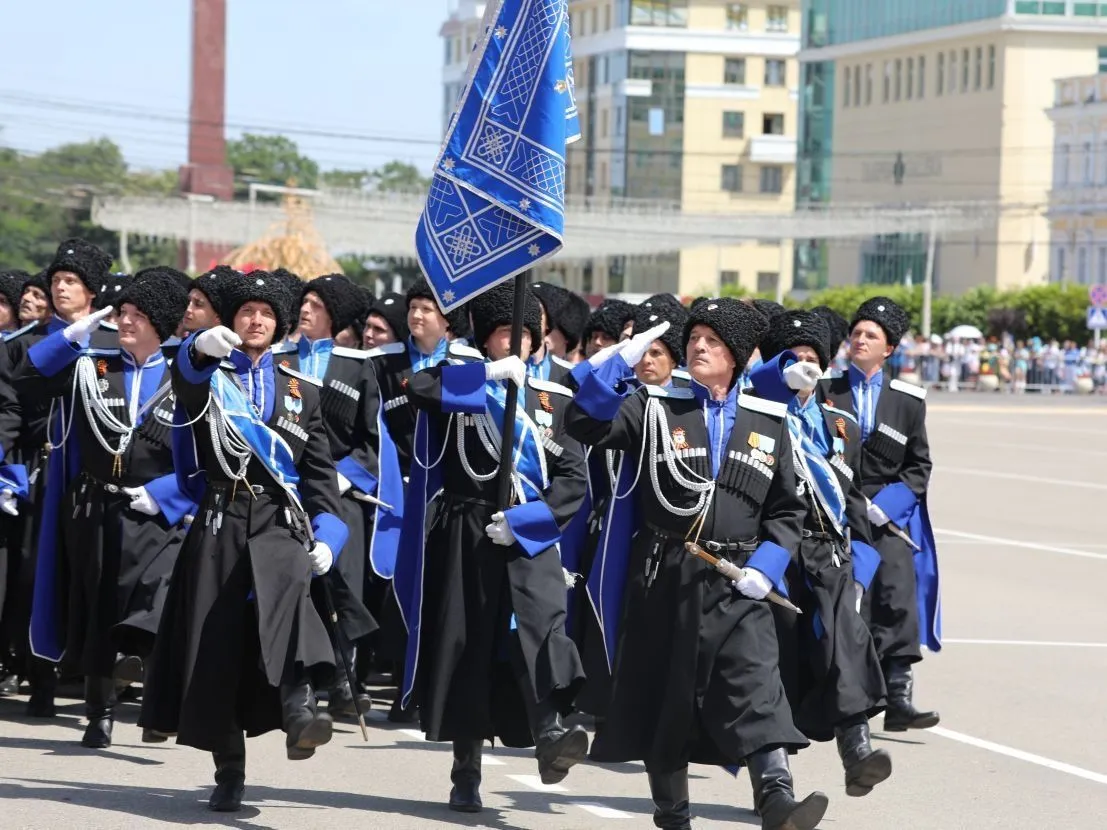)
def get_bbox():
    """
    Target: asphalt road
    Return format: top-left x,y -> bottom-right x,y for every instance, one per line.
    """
2,394 -> 1106,829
